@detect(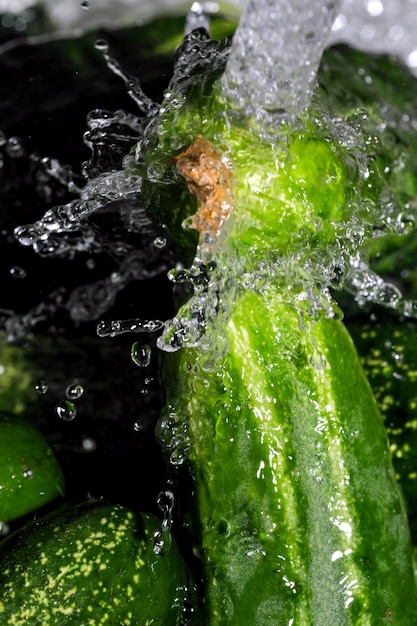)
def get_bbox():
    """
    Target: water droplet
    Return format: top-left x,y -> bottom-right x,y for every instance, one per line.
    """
110,271 -> 122,284
35,380 -> 48,394
157,489 -> 174,516
6,137 -> 24,158
153,528 -> 172,556
153,236 -> 166,249
133,421 -> 143,433
66,383 -> 84,400
9,265 -> 26,279
0,521 -> 10,536
153,489 -> 174,556
131,342 -> 151,367
82,437 -> 96,452
169,442 -> 190,466
23,467 -> 33,479
56,400 -> 77,421
94,39 -> 108,51
14,225 -> 36,246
